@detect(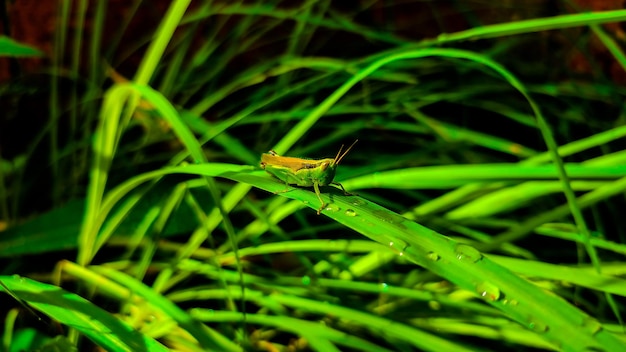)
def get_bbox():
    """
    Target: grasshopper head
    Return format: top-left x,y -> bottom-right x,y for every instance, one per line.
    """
317,160 -> 337,185
318,140 -> 357,185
